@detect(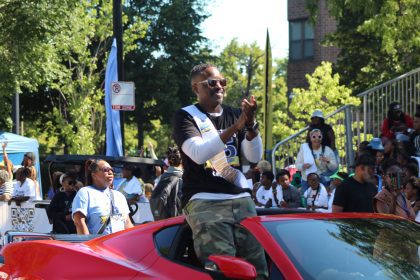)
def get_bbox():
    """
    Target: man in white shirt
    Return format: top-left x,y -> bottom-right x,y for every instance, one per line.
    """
11,167 -> 37,204
115,165 -> 143,204
172,63 -> 268,278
